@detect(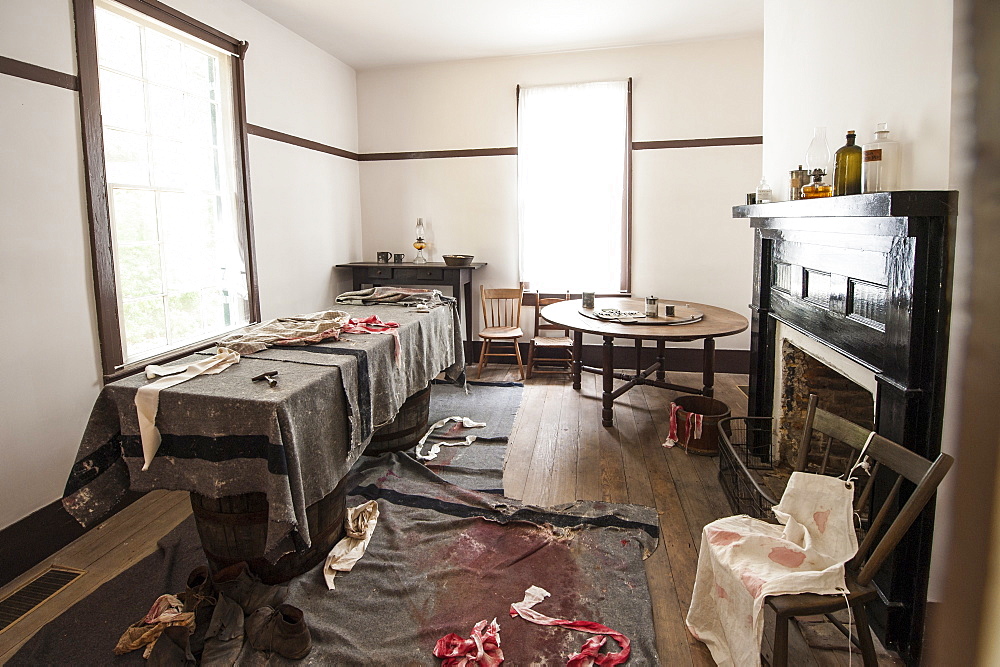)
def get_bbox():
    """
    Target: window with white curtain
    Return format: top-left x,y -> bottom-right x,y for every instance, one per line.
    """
517,80 -> 631,293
